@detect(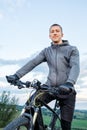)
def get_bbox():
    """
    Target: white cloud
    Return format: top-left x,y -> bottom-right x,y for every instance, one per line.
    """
12,91 -> 34,105
75,84 -> 80,89
81,76 -> 87,82
16,0 -> 30,7
79,76 -> 87,87
0,54 -> 87,109
0,81 -> 7,87
0,0 -> 31,19
0,64 -> 20,77
1,0 -> 31,9
76,88 -> 87,101
82,81 -> 87,86
22,71 -> 47,83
